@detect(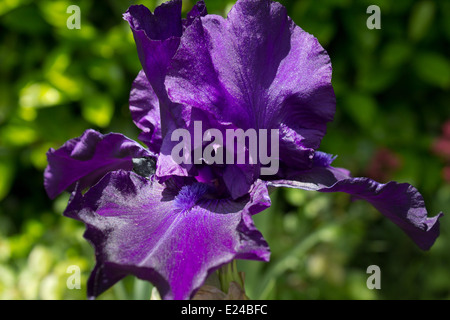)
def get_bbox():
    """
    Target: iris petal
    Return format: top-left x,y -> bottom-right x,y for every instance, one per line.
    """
129,70 -> 162,153
124,0 -> 207,104
65,170 -> 271,300
123,1 -> 183,96
126,1 -> 209,177
44,129 -> 152,199
268,155 -> 443,251
164,0 -> 335,171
